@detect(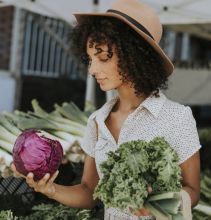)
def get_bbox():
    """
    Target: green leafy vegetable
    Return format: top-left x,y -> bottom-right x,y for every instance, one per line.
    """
17,203 -> 100,220
0,210 -> 18,220
94,137 -> 182,213
193,170 -> 211,219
